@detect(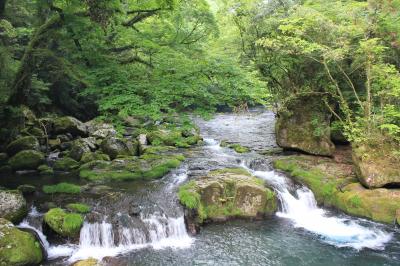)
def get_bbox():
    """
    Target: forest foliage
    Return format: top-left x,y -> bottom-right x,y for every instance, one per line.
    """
216,0 -> 400,148
0,0 -> 267,122
1,0 -> 400,149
